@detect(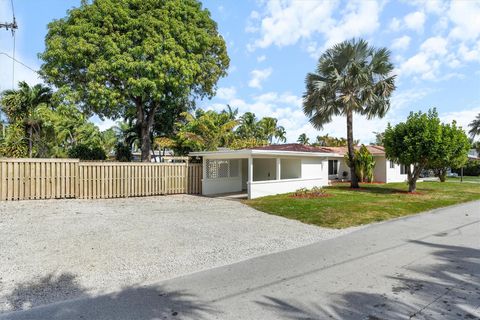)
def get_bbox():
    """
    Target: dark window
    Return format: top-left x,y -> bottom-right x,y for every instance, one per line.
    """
400,164 -> 408,175
328,160 -> 338,175
390,161 -> 395,169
